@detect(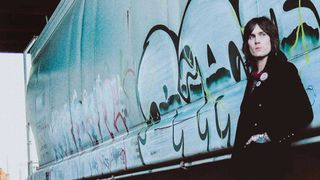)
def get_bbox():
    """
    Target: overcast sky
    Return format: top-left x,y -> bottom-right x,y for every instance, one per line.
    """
0,53 -> 38,180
